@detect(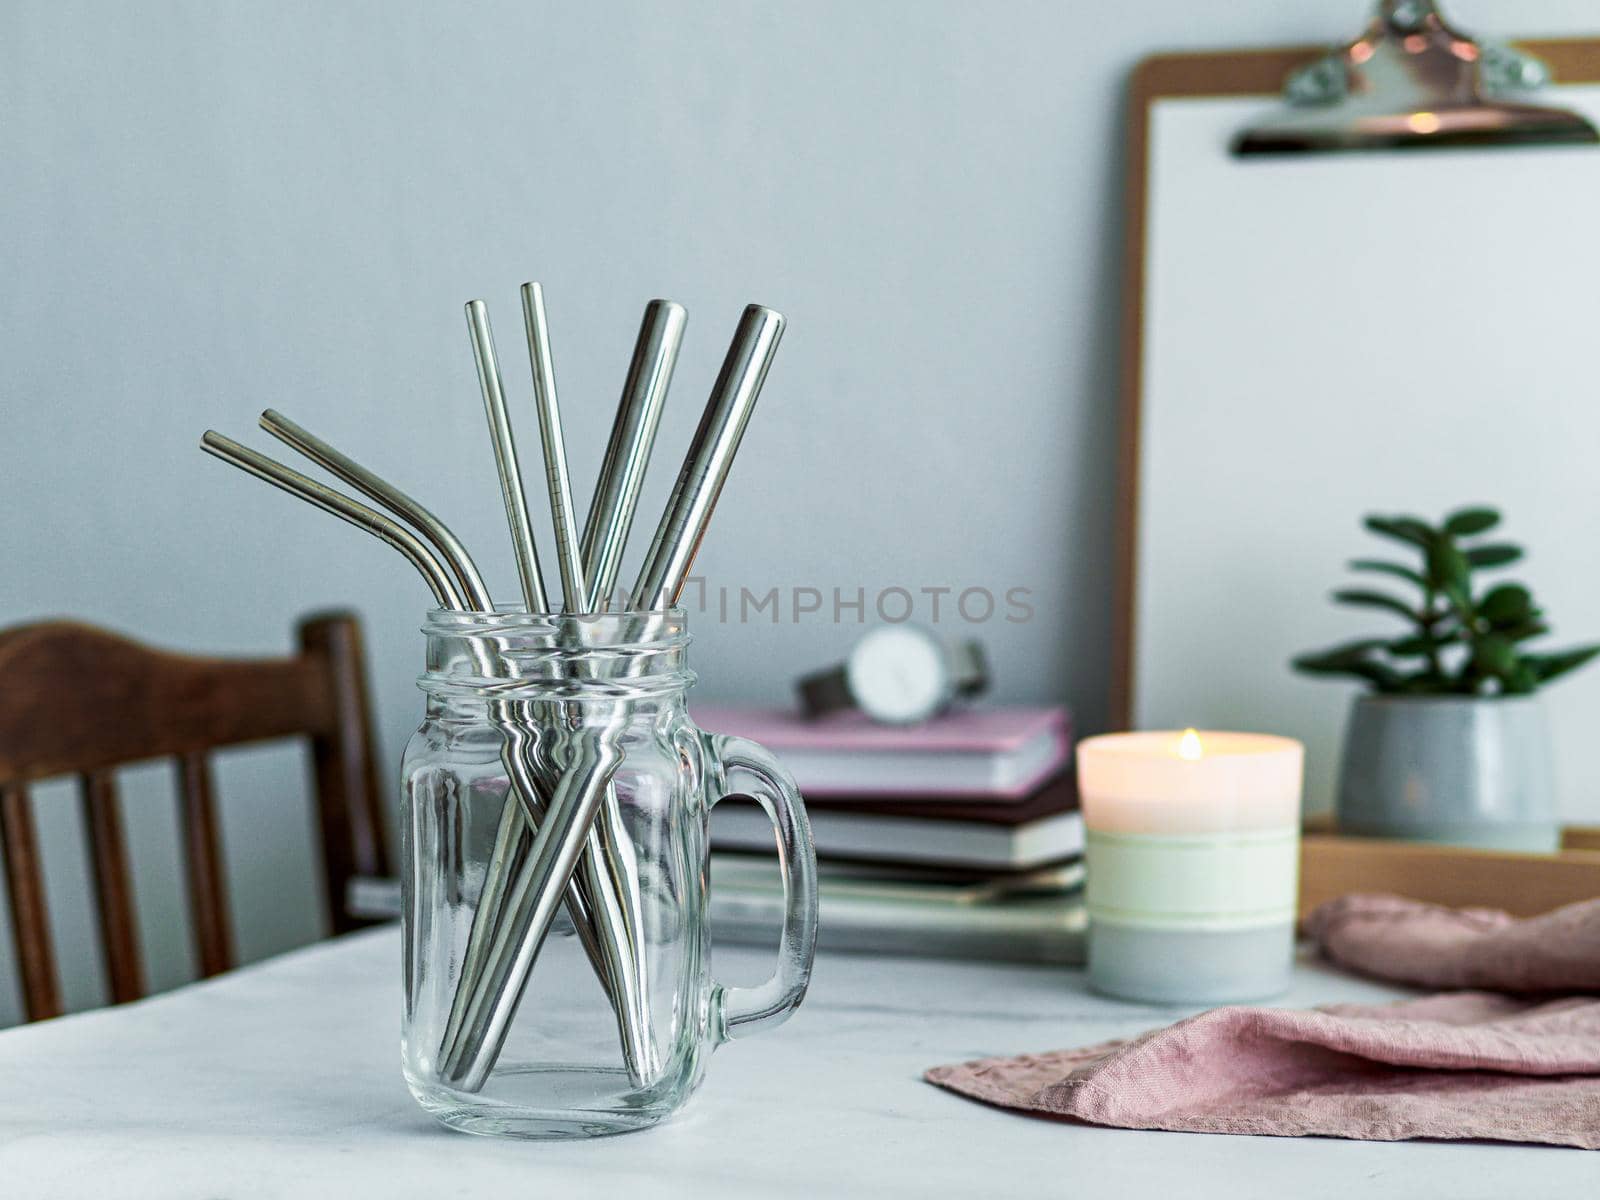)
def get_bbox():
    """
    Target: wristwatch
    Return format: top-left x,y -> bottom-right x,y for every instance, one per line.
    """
797,625 -> 989,724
